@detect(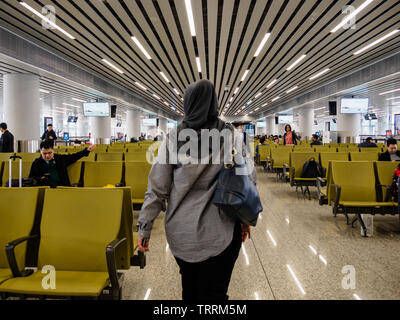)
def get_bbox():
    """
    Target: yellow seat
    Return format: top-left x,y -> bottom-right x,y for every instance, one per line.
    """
0,188 -> 124,299
375,161 -> 398,201
83,161 -> 123,187
288,153 -> 320,194
257,145 -> 271,163
0,188 -> 42,285
125,150 -> 150,163
125,162 -> 152,205
67,161 -> 82,186
360,147 -> 380,152
96,152 -> 124,162
350,152 -> 378,161
319,153 -> 349,177
15,153 -> 40,162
